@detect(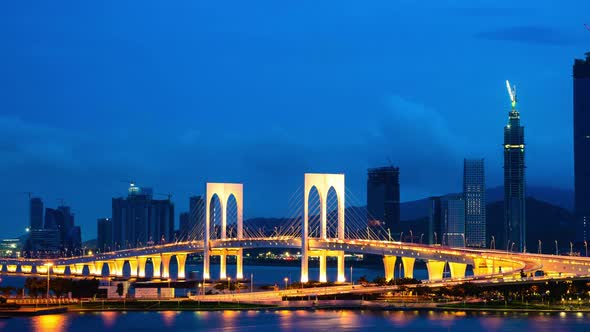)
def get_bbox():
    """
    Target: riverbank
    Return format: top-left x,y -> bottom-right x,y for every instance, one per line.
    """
3,299 -> 590,316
